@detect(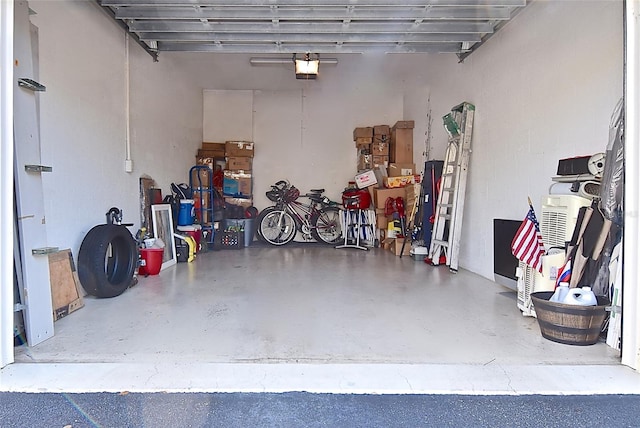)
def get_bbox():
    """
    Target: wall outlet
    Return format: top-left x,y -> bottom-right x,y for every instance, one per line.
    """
125,159 -> 133,172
